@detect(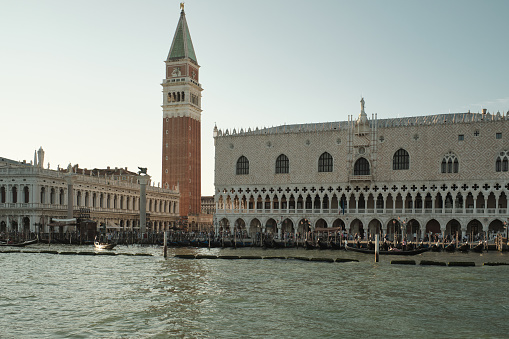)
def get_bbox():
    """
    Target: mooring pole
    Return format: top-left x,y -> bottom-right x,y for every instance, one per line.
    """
163,231 -> 168,258
375,234 -> 380,263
